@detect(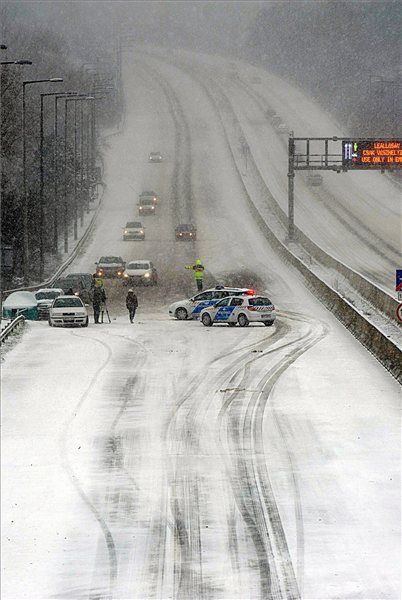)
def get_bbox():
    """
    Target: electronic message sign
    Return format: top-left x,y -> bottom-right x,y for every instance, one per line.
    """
342,140 -> 402,169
